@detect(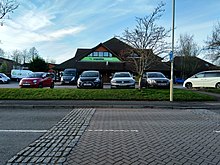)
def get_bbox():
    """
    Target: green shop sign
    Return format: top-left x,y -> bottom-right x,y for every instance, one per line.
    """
81,57 -> 121,62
